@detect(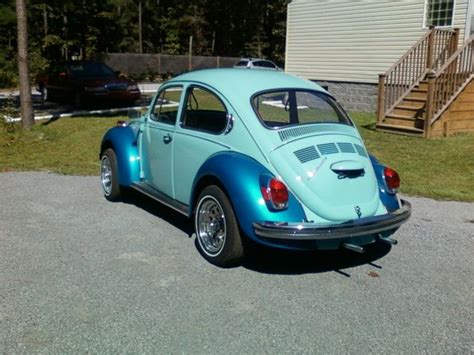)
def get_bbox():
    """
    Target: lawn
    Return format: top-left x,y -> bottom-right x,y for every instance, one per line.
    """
0,113 -> 473,201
